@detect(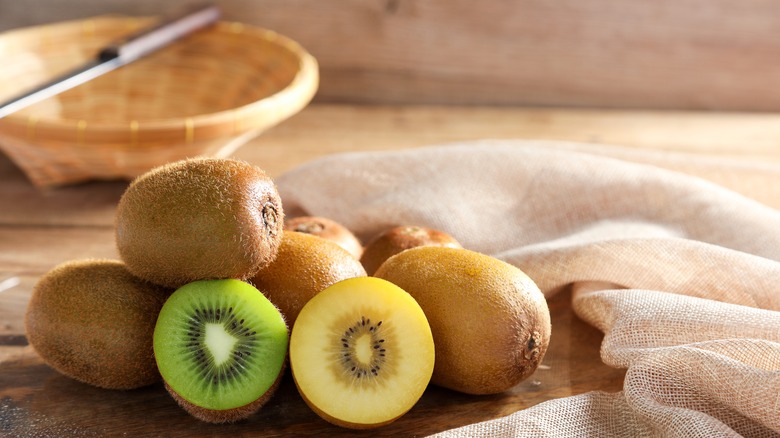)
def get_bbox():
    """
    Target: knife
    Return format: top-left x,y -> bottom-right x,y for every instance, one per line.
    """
0,4 -> 221,119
